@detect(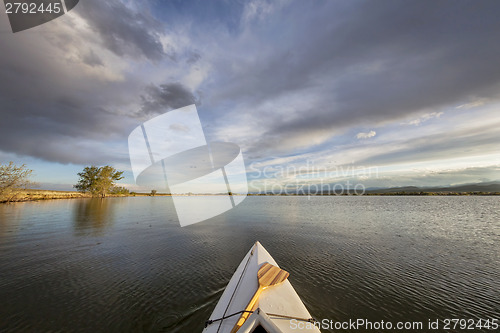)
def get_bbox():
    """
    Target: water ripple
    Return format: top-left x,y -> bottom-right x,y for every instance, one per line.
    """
0,196 -> 499,332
